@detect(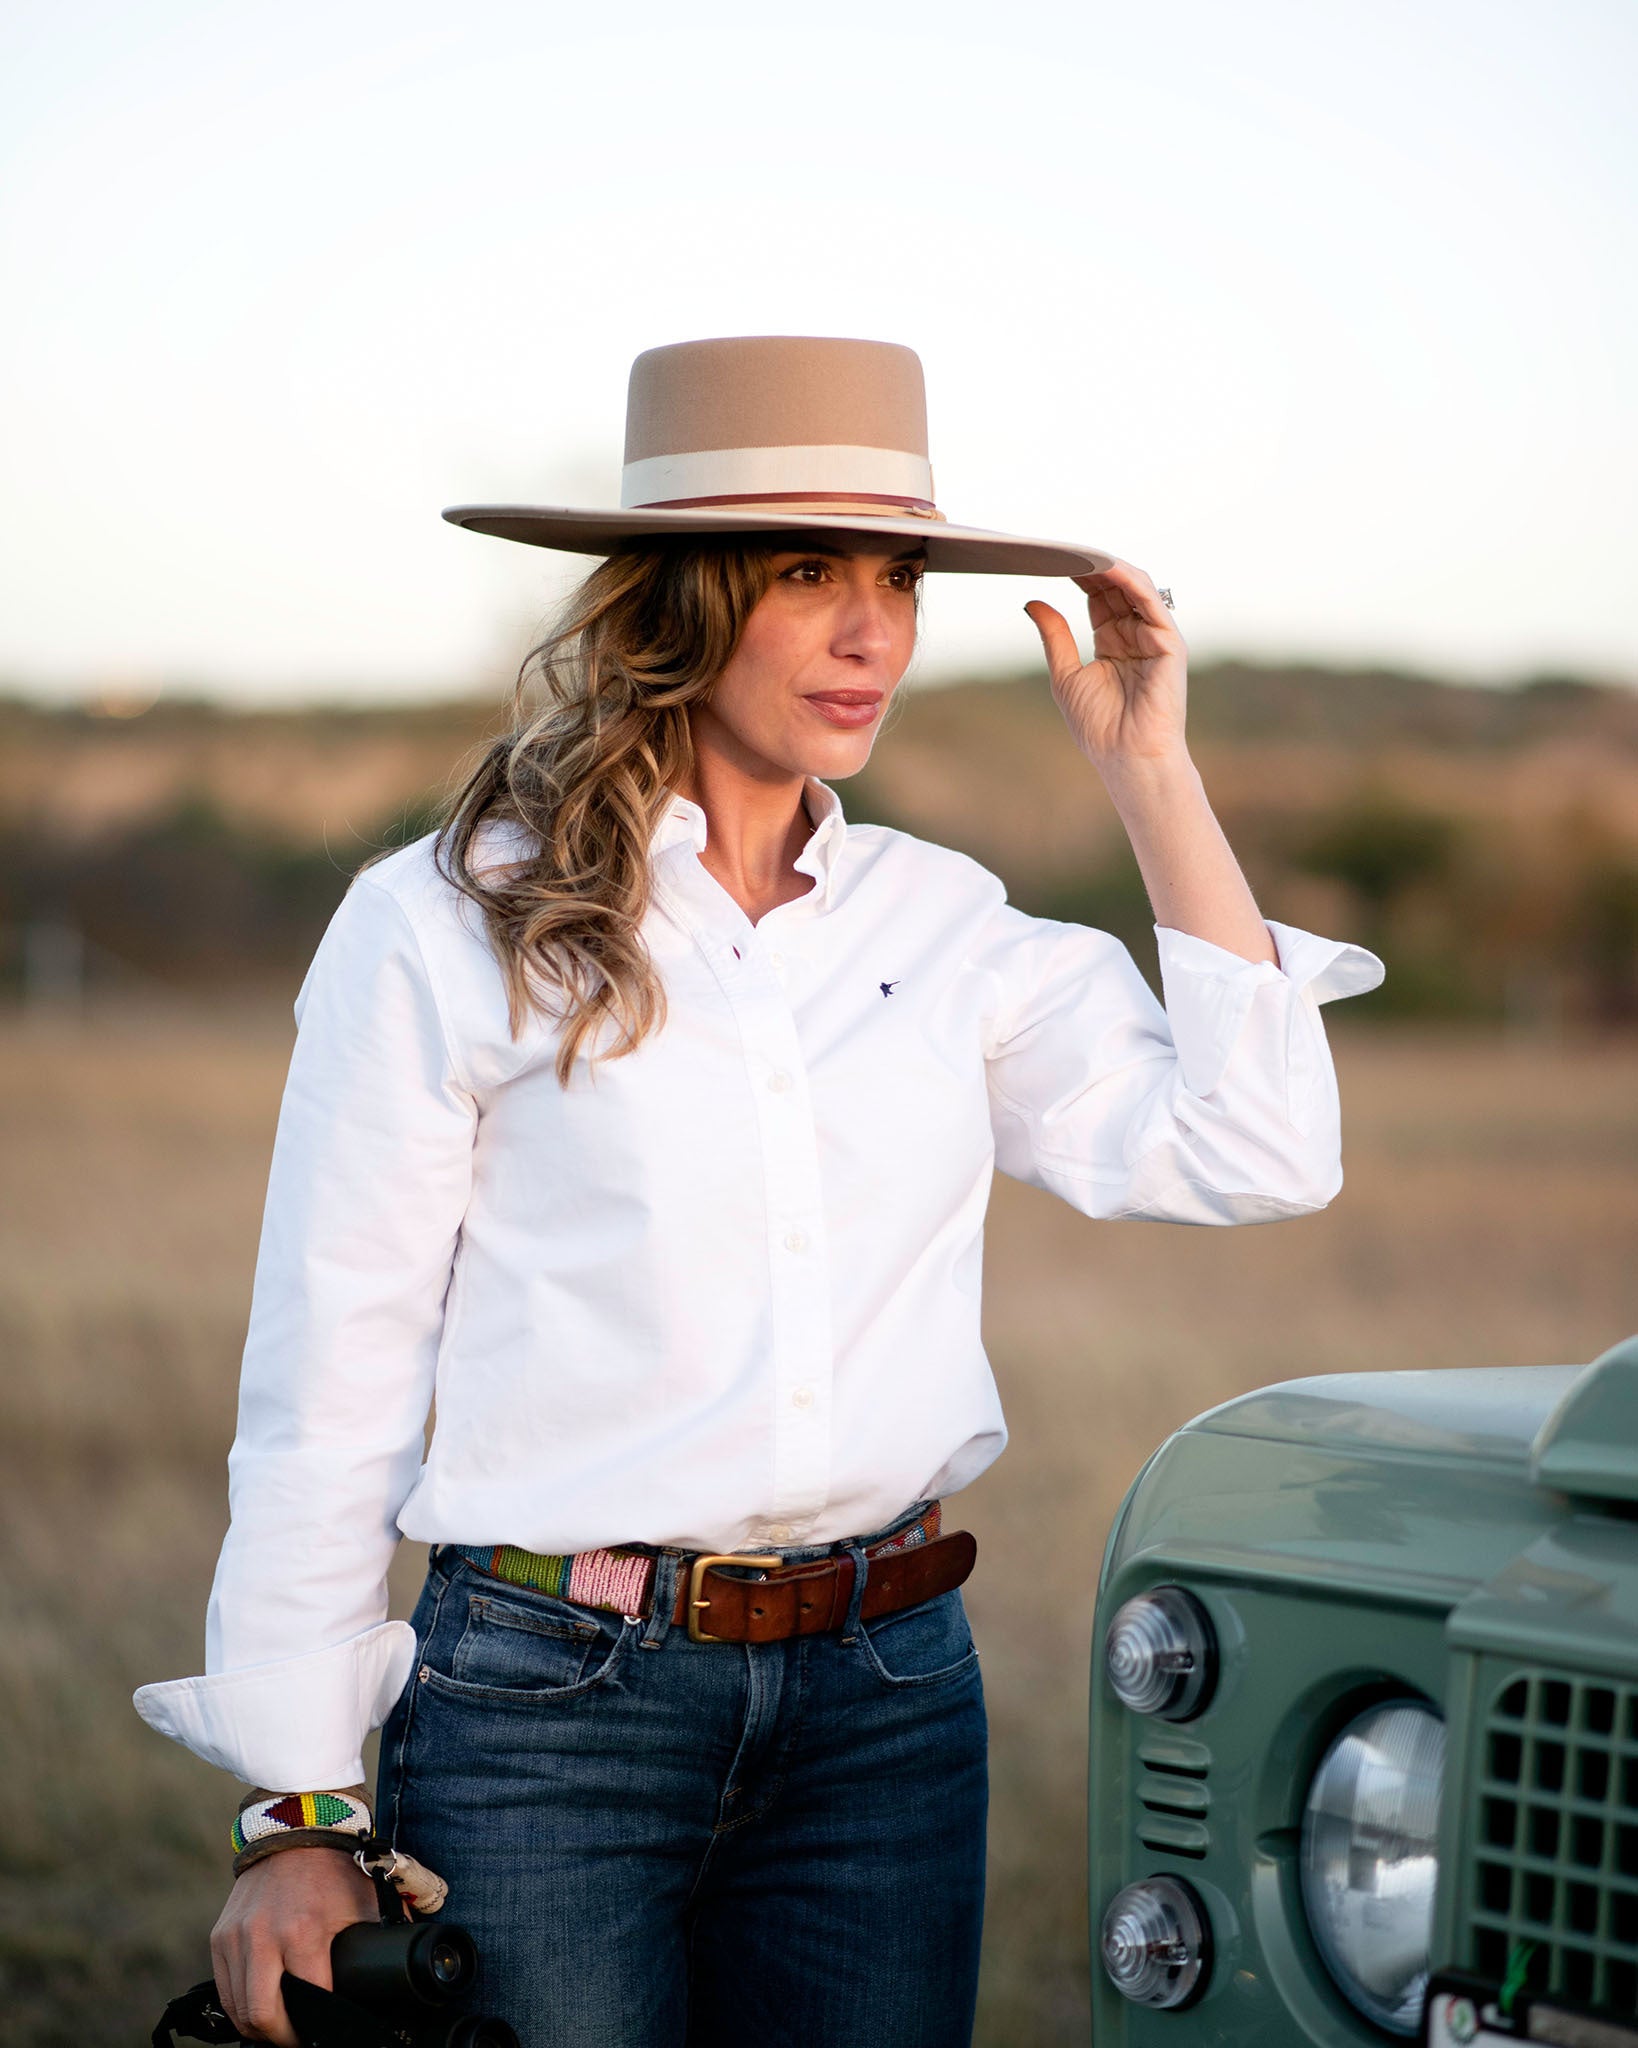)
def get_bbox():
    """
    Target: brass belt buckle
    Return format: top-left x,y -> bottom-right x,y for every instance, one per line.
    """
687,1554 -> 783,1643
